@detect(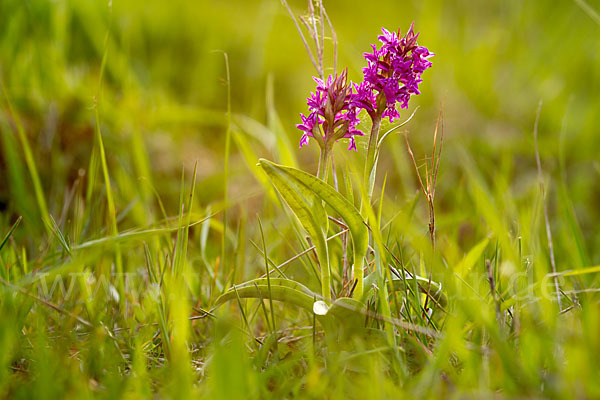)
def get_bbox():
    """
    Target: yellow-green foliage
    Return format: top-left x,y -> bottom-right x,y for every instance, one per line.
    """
0,0 -> 599,398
